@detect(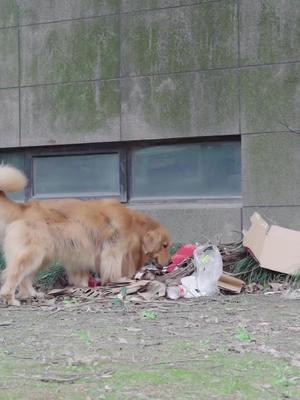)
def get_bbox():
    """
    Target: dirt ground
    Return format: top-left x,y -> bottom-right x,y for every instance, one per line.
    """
0,293 -> 299,400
